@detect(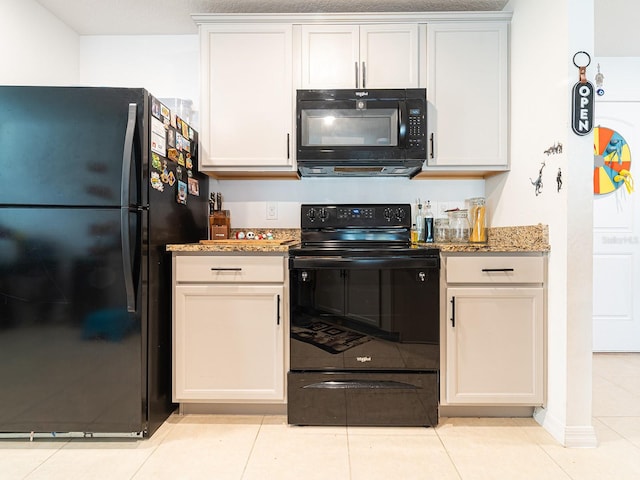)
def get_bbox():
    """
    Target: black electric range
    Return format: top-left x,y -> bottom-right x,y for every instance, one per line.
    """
287,204 -> 440,427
